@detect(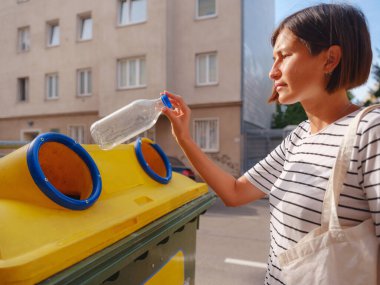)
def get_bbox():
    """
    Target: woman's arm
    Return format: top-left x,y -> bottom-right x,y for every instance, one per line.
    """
161,91 -> 266,206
